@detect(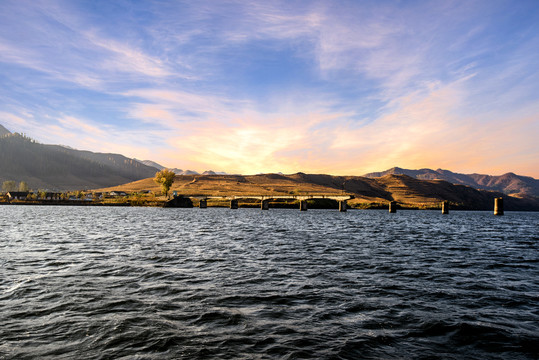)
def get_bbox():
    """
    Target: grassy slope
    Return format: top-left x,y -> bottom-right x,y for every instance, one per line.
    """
96,173 -> 539,210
